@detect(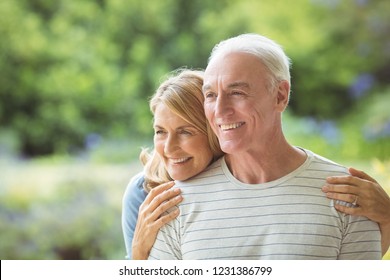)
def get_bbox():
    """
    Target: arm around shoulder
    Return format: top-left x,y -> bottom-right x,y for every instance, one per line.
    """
323,167 -> 390,256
